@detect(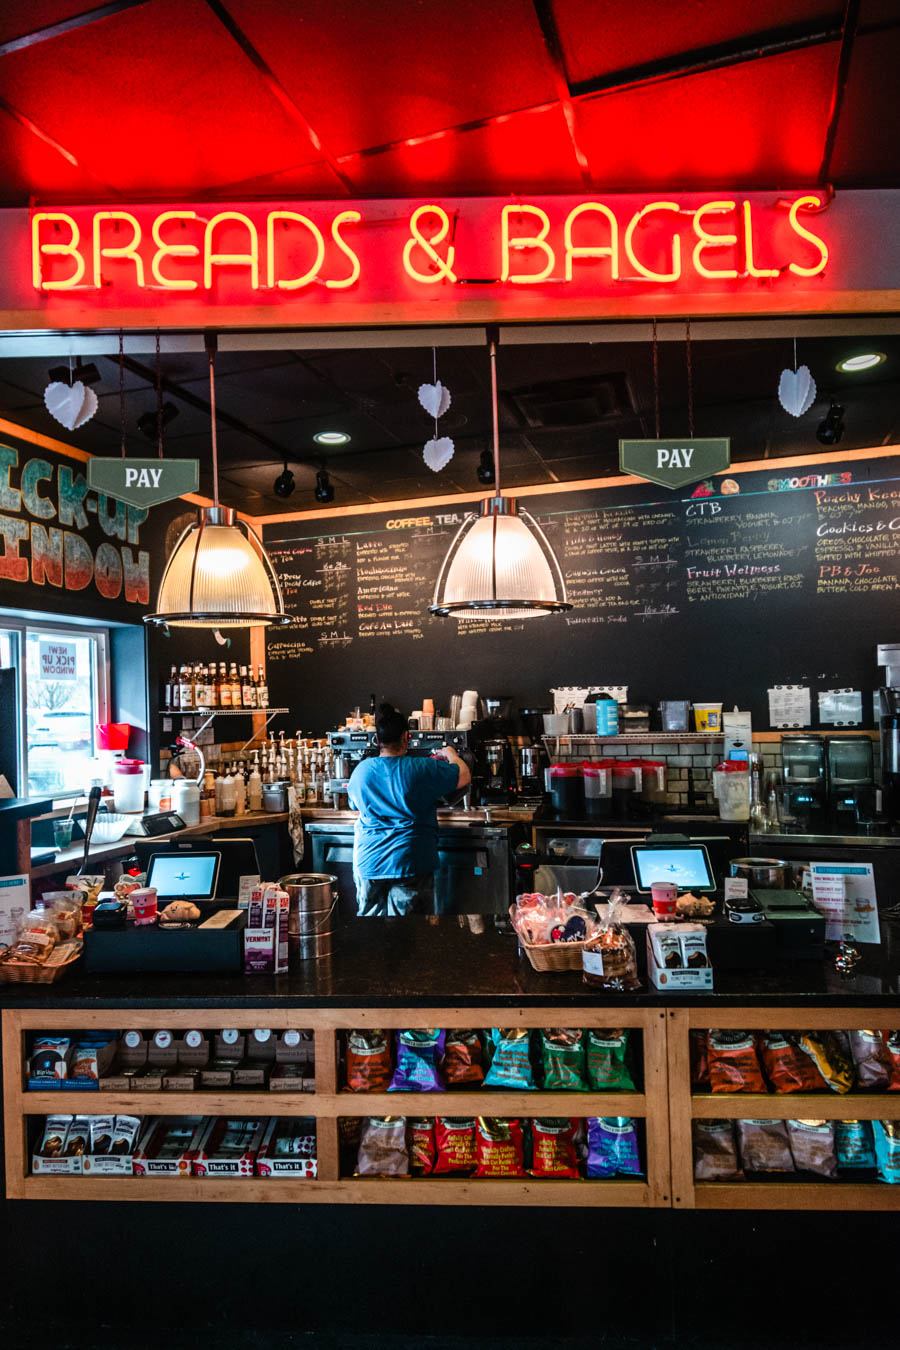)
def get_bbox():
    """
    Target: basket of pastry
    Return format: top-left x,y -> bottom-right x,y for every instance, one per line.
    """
0,908 -> 82,984
510,890 -> 601,972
